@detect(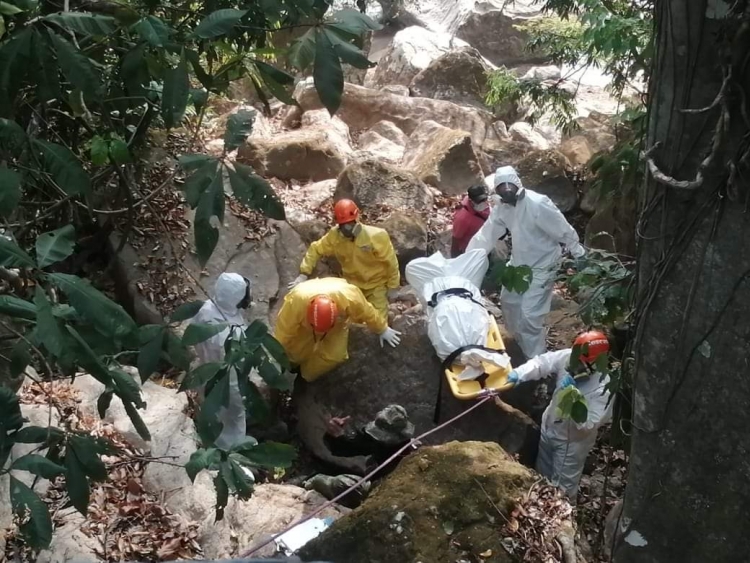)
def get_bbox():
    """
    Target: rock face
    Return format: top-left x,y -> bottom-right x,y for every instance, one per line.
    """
368,120 -> 408,146
295,80 -> 500,146
378,212 -> 429,273
237,124 -> 351,182
560,135 -> 594,167
293,314 -> 538,475
509,121 -> 552,151
356,130 -> 405,163
335,159 -> 434,211
409,46 -> 491,109
584,192 -> 637,257
401,120 -> 485,195
514,149 -> 578,213
365,26 -> 469,88
300,441 -> 535,563
572,111 -> 617,153
482,138 -> 533,172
